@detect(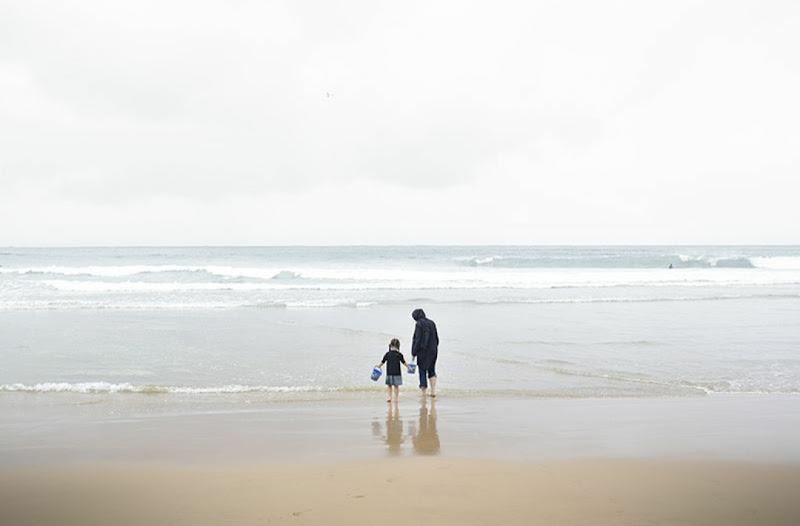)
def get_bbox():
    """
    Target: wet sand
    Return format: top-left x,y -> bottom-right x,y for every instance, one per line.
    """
2,394 -> 800,525
3,394 -> 800,464
2,458 -> 800,525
